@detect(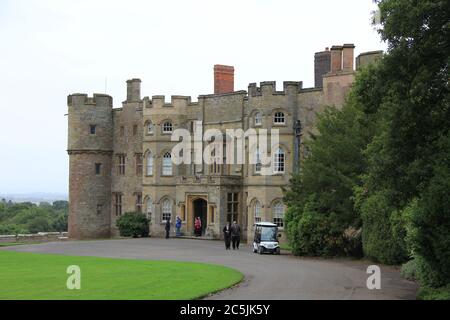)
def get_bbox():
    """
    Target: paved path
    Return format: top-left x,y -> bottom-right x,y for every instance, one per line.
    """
1,238 -> 418,299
